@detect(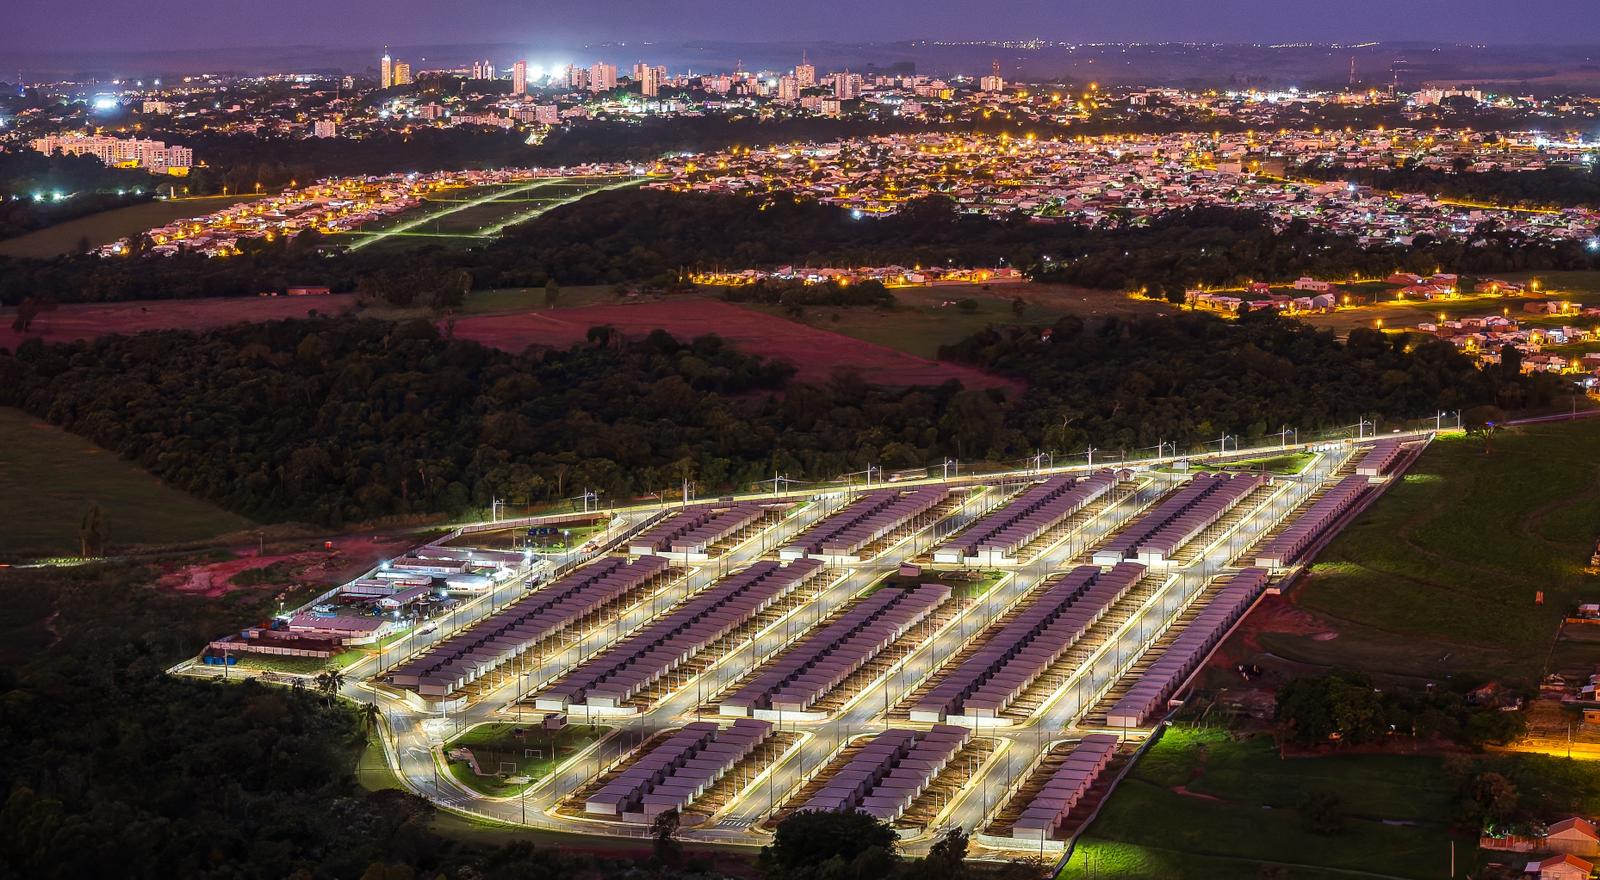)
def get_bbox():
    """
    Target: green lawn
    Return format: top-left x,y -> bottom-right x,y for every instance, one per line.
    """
1498,270 -> 1600,297
0,194 -> 266,259
444,722 -> 611,797
356,730 -> 405,792
739,286 -> 1064,360
1064,727 -> 1471,880
1171,451 -> 1315,475
0,407 -> 253,558
1266,421 -> 1600,683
